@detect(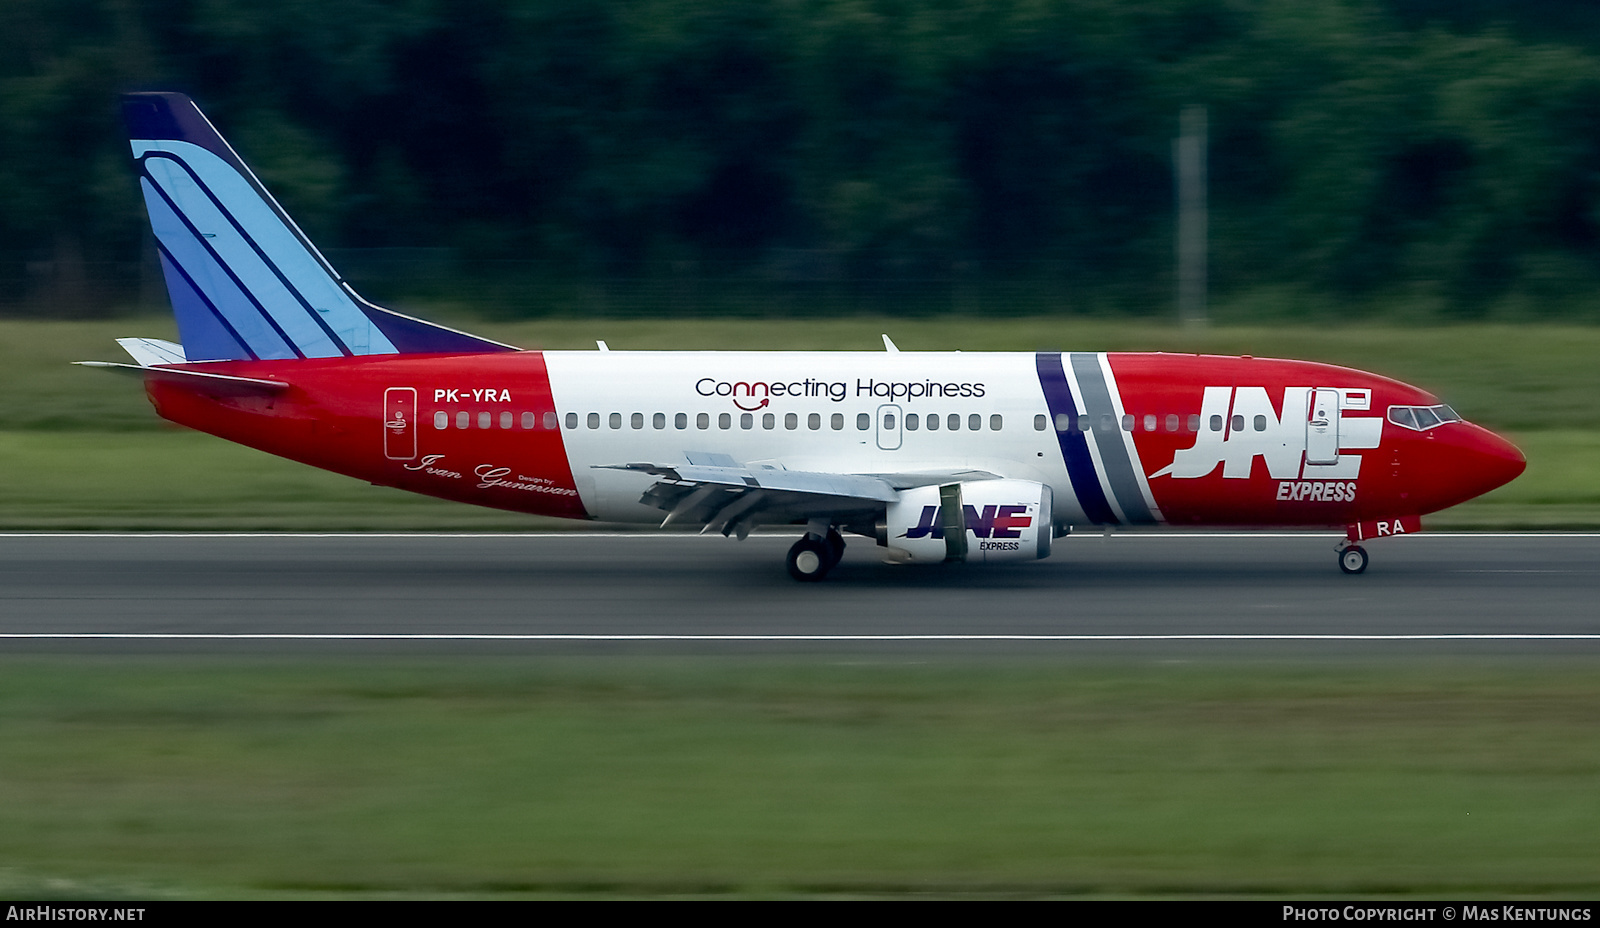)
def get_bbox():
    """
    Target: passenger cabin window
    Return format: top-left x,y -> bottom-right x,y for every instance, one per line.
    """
948,414 -> 961,431
1034,414 -> 1047,431
832,413 -> 844,430
786,413 -> 798,430
1167,414 -> 1180,432
762,413 -> 774,429
719,413 -> 731,430
1121,414 -> 1134,432
1205,414 -> 1218,432
457,411 -> 470,429
1253,414 -> 1266,431
588,412 -> 600,429
858,413 -> 870,430
653,412 -> 666,429
609,412 -> 622,429
969,414 -> 982,431
434,411 -> 448,430
566,412 -> 578,429
906,413 -> 919,430
808,413 -> 821,430
698,413 -> 710,430
500,411 -> 512,429
1054,413 -> 1072,433
521,412 -> 535,430
675,413 -> 688,429
1231,415 -> 1244,433
544,411 -> 558,430
741,413 -> 753,430
991,414 -> 1003,431
883,413 -> 896,430
926,413 -> 940,431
